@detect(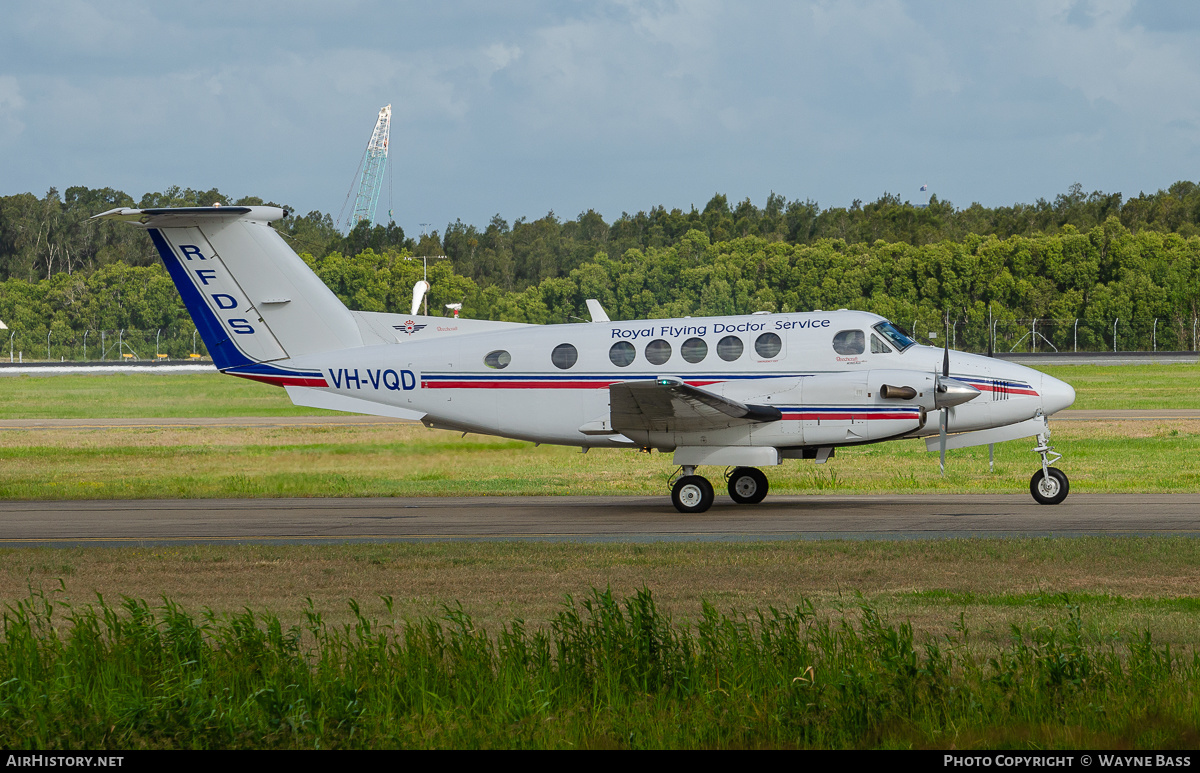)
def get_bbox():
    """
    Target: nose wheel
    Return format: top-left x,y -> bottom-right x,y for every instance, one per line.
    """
1030,467 -> 1069,505
1029,423 -> 1069,505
